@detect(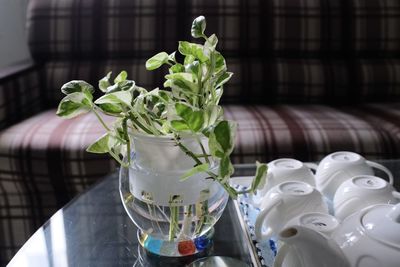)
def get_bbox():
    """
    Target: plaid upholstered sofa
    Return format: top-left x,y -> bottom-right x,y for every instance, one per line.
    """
2,0 -> 400,263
